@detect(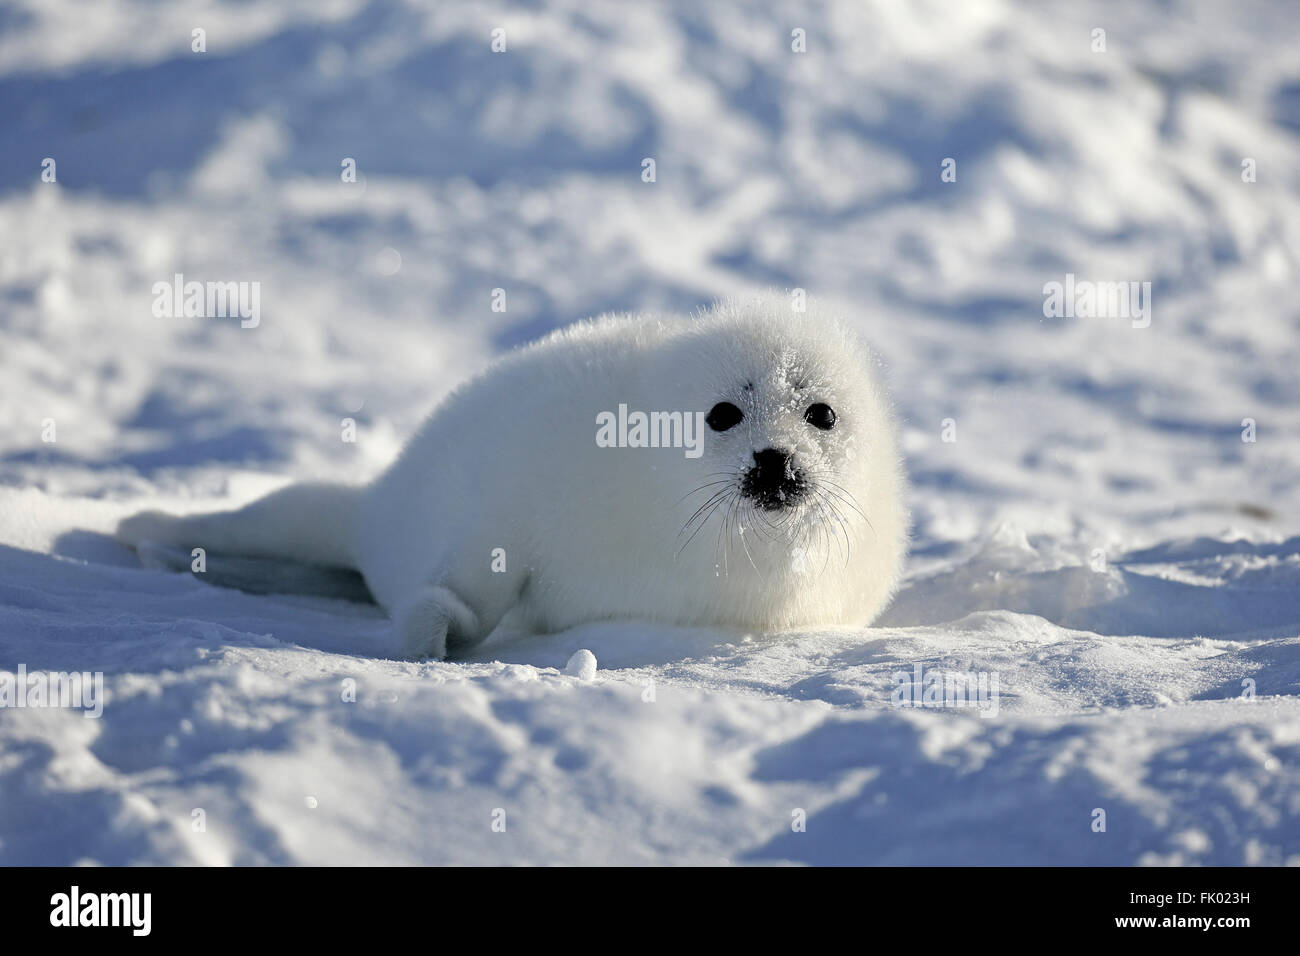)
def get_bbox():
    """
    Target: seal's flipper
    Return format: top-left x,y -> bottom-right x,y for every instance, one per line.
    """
116,482 -> 360,568
394,584 -> 481,660
135,541 -> 374,604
